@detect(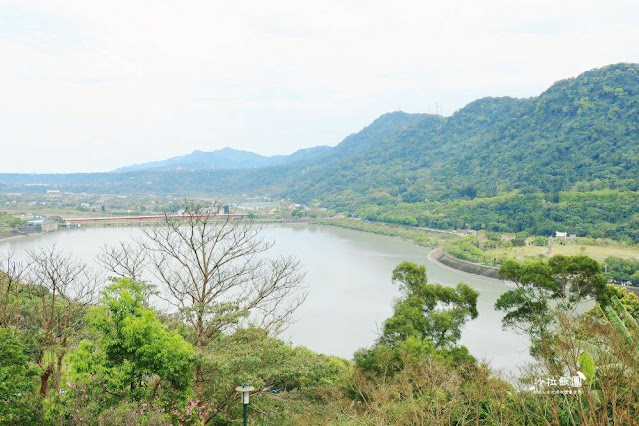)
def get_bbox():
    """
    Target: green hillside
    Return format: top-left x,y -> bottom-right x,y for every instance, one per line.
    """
280,63 -> 639,240
283,63 -> 639,203
1,63 -> 638,240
